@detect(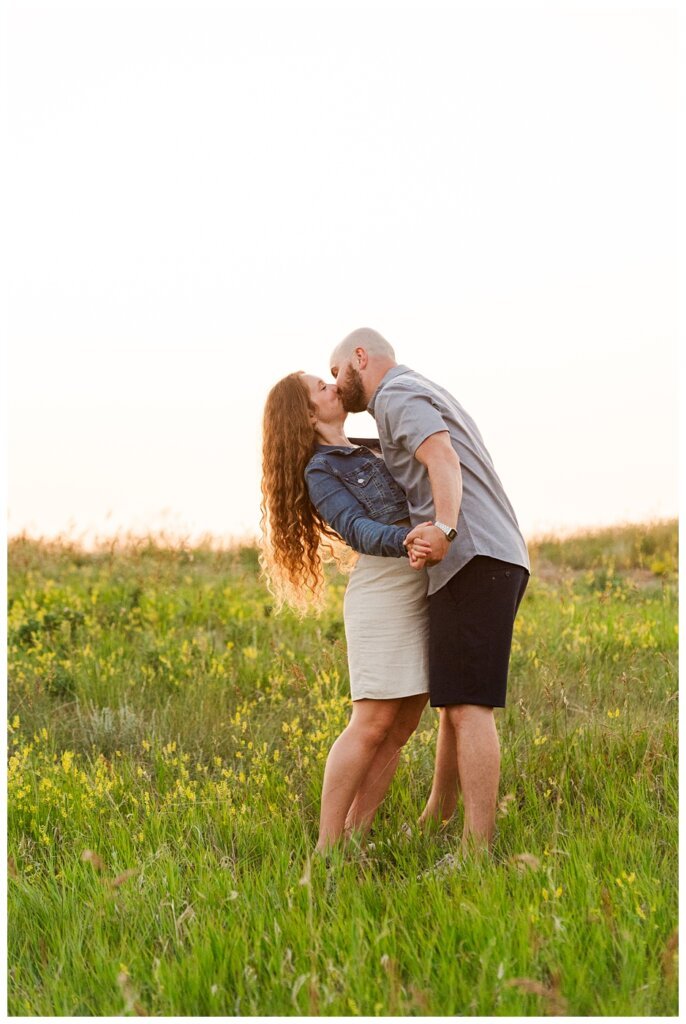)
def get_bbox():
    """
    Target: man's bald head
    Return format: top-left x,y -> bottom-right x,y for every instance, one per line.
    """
330,327 -> 398,412
330,327 -> 396,369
